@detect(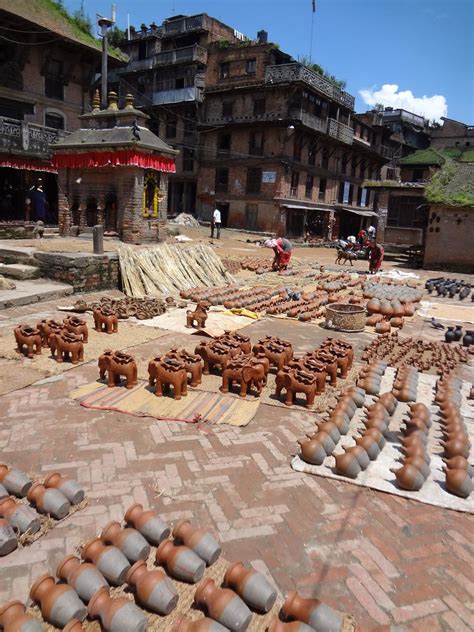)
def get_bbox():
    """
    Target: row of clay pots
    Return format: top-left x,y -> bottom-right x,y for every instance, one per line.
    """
356,361 -> 388,395
392,366 -> 418,402
363,281 -> 423,303
391,403 -> 431,492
